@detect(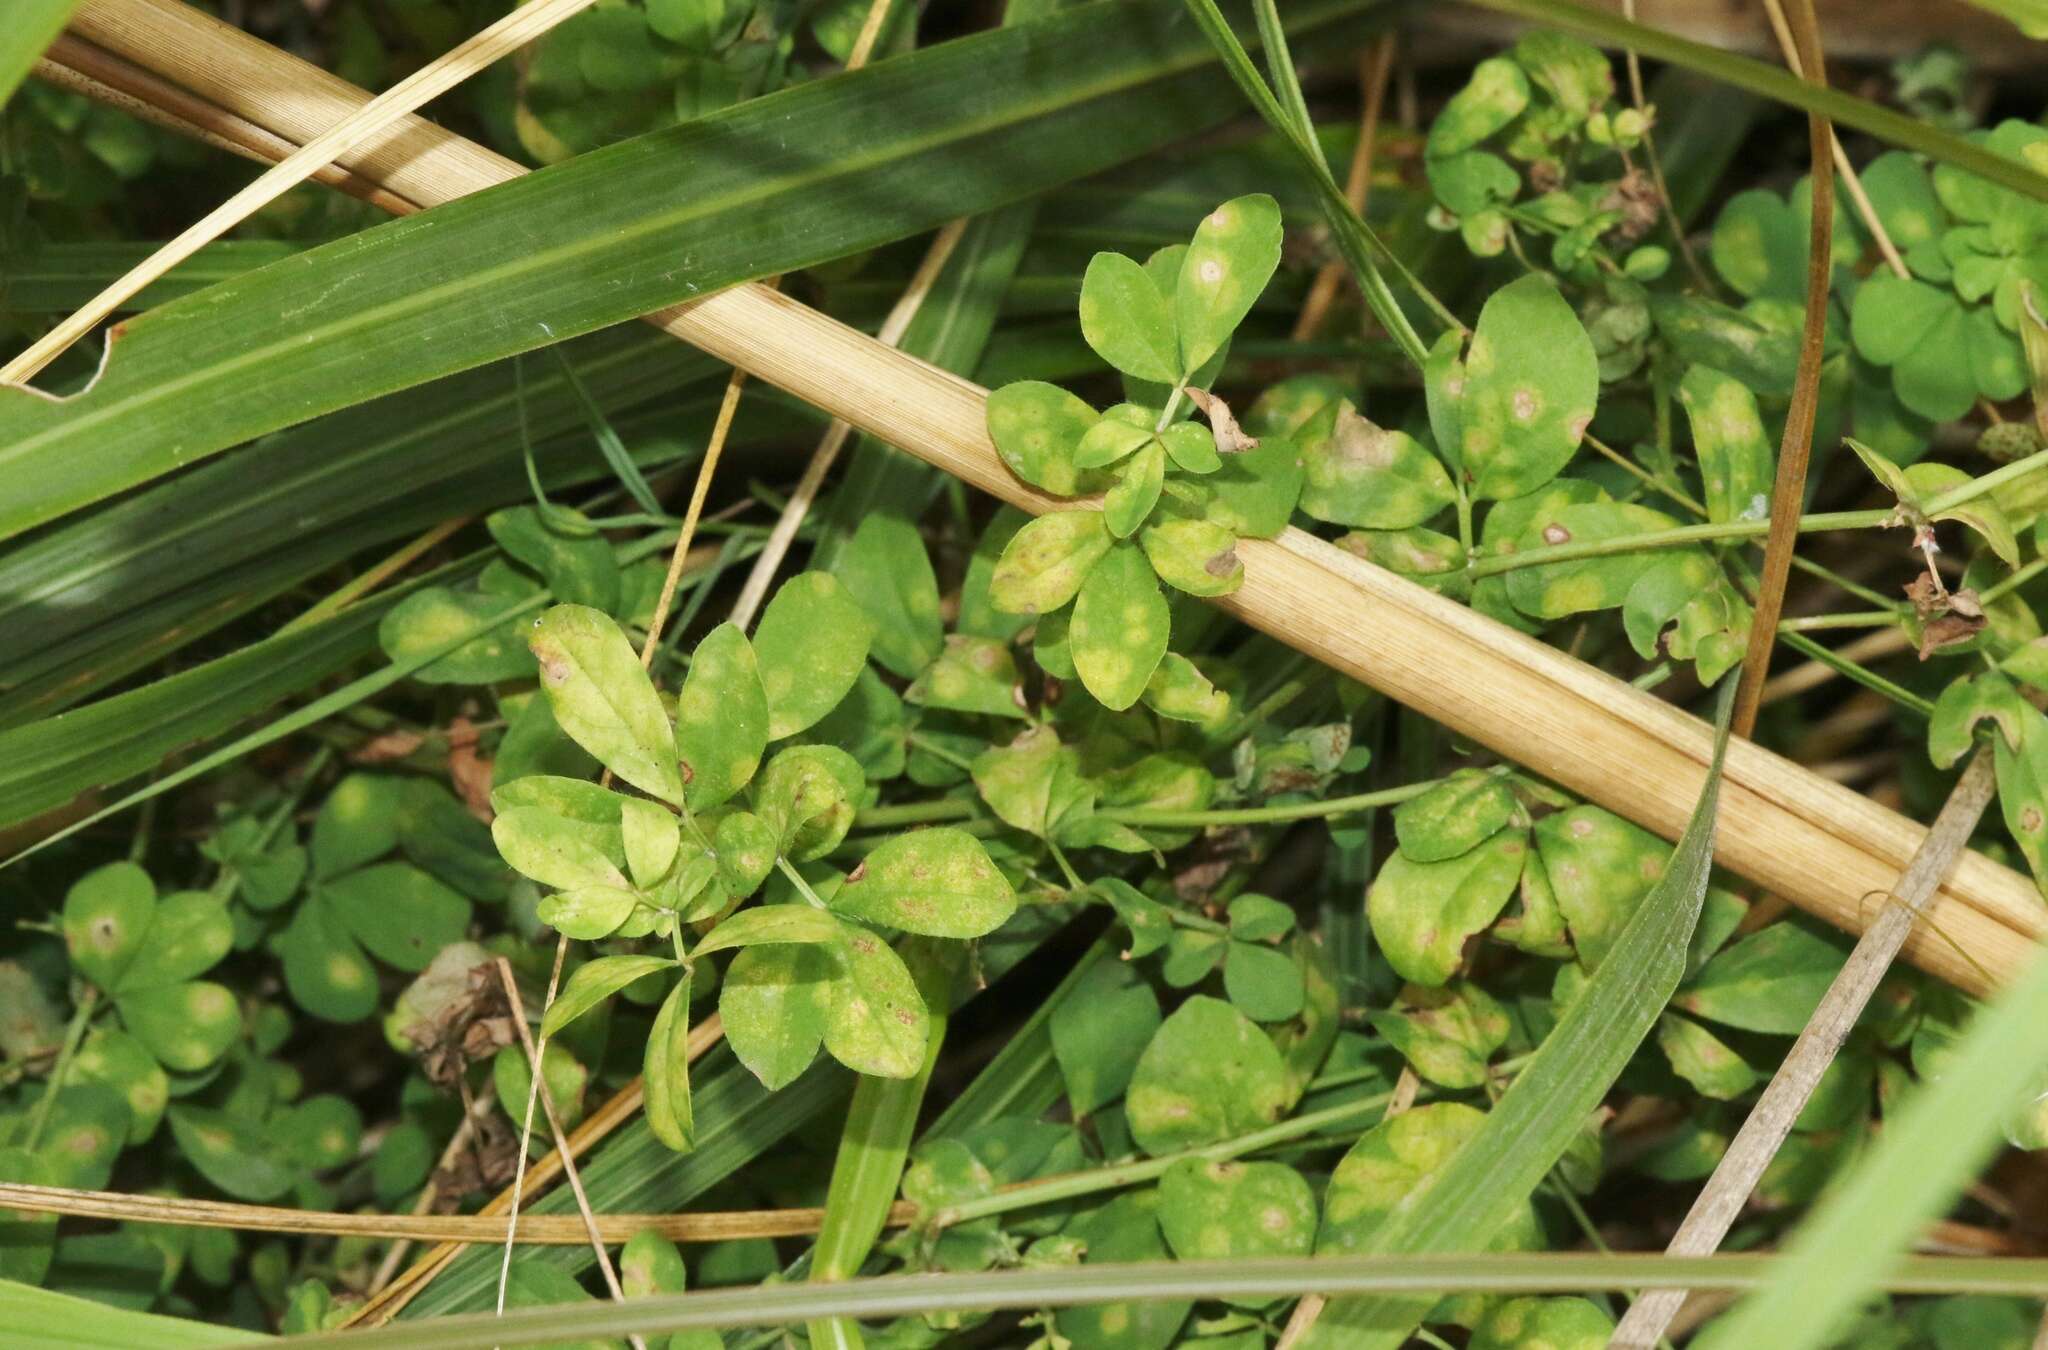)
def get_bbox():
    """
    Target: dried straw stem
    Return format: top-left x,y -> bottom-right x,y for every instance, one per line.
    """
59,0 -> 2048,996
0,1181 -> 912,1245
